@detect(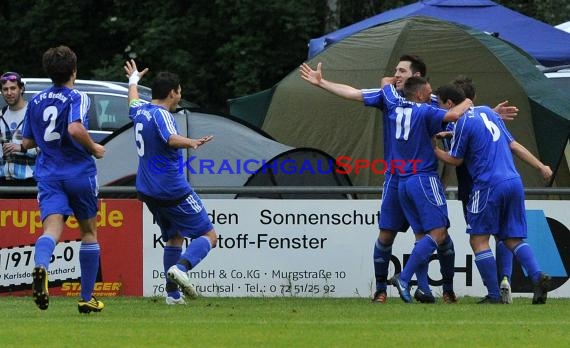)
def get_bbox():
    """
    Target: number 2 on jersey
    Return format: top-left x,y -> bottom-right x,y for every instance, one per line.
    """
43,106 -> 61,141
